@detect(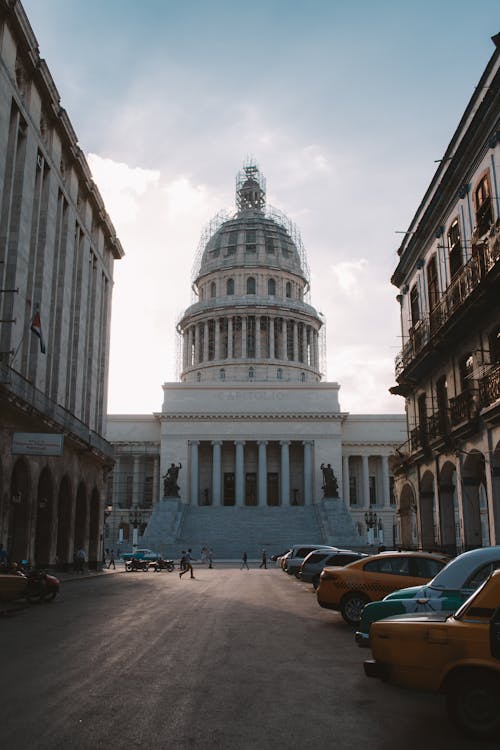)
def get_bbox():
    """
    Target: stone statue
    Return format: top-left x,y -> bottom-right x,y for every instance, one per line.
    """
320,463 -> 339,498
163,462 -> 182,497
